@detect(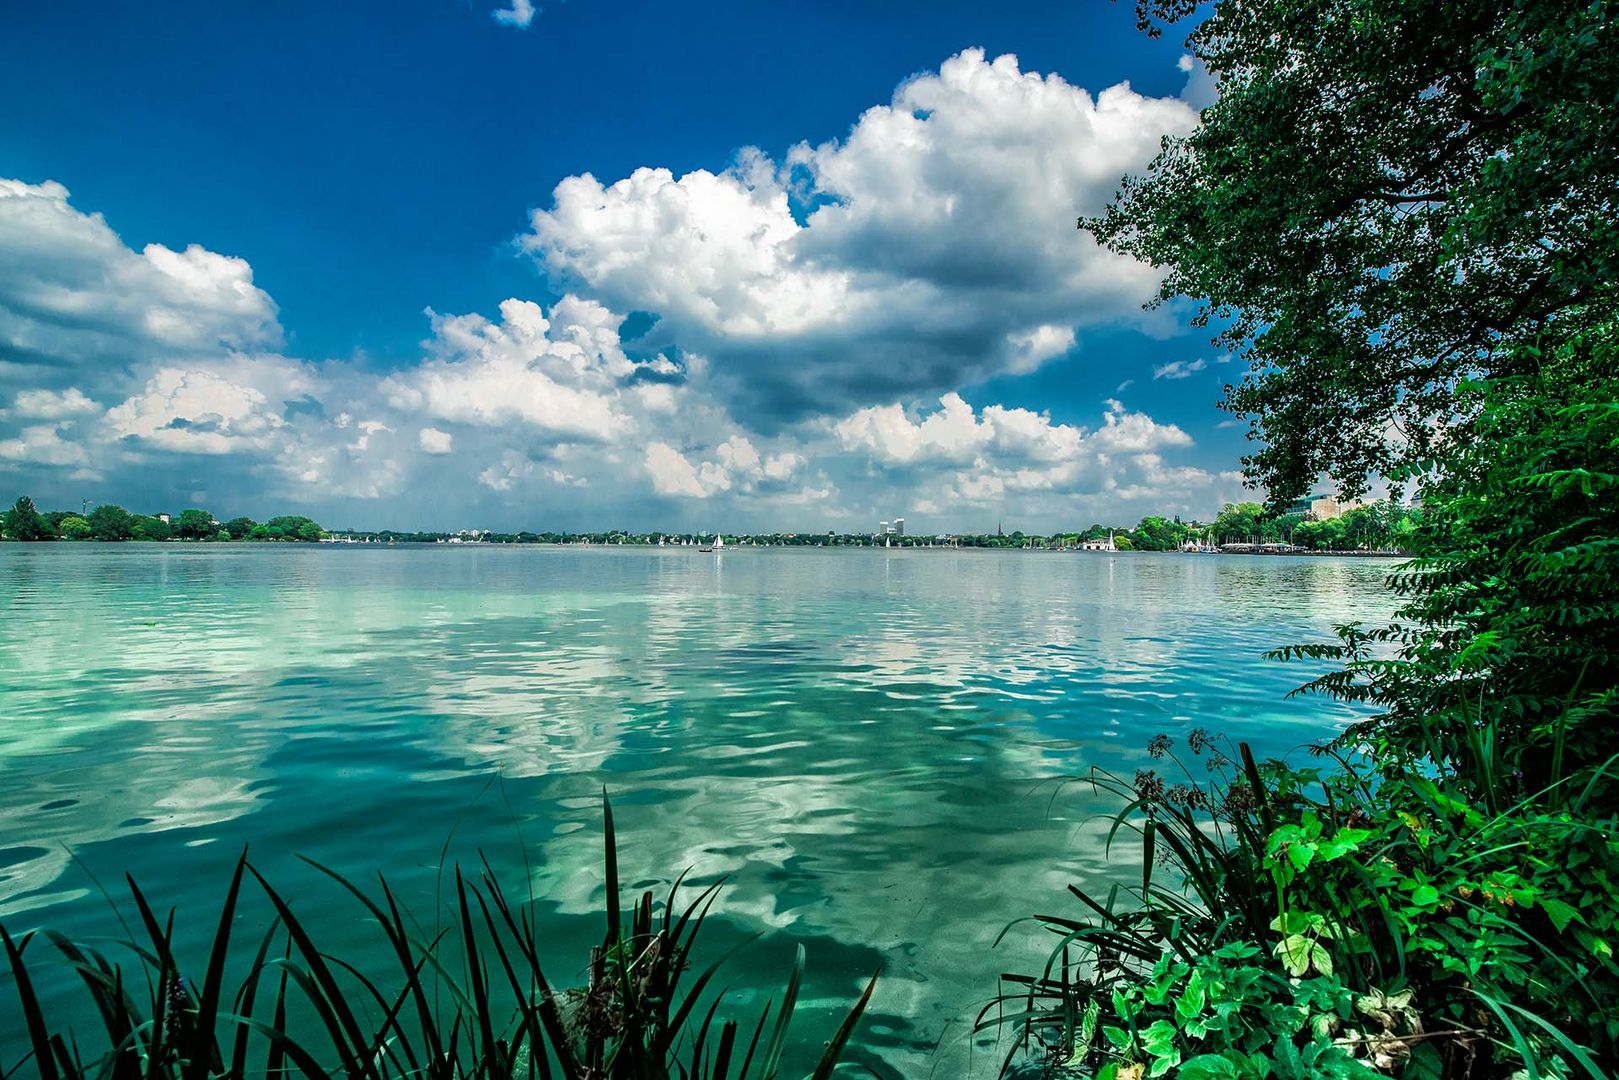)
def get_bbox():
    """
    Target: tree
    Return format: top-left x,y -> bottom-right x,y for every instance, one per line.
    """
1092,0 -> 1619,507
223,516 -> 256,540
1306,332 -> 1619,798
57,514 -> 92,540
3,496 -> 52,541
175,508 -> 216,540
1130,515 -> 1188,551
258,515 -> 325,542
87,504 -> 136,541
132,515 -> 172,541
1211,501 -> 1267,543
